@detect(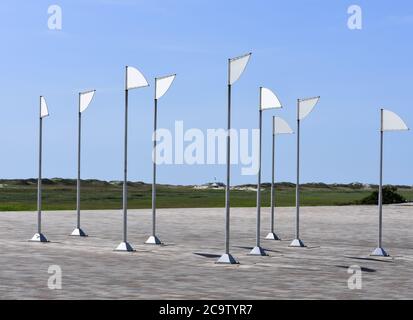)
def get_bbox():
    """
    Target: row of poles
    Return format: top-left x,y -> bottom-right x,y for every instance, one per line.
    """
31,68 -> 176,252
29,53 -> 409,263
